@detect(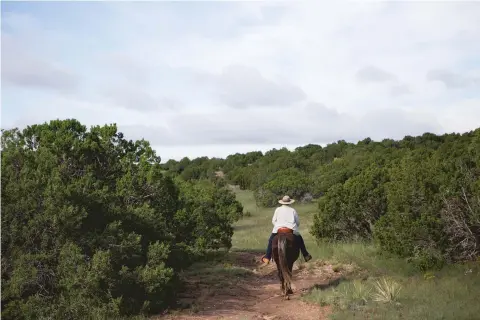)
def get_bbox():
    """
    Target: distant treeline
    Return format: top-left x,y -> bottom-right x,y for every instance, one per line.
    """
163,129 -> 480,270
